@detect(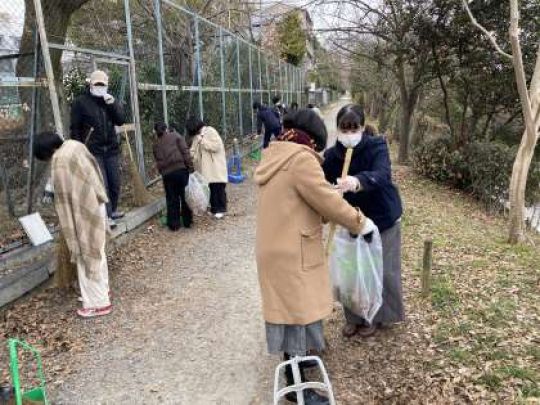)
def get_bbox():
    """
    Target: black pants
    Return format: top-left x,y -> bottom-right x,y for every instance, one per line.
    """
209,183 -> 227,214
263,127 -> 281,148
95,153 -> 121,217
163,168 -> 192,230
